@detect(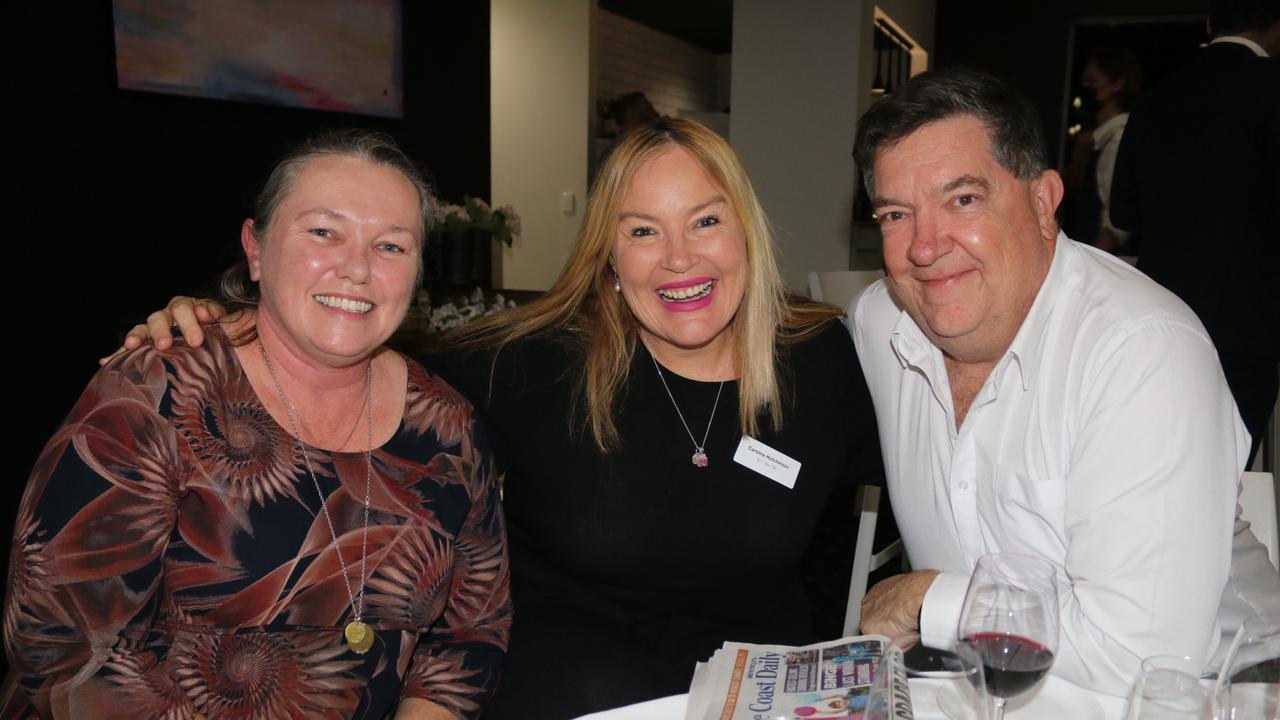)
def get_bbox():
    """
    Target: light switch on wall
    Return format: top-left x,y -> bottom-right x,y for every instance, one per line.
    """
561,191 -> 576,215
